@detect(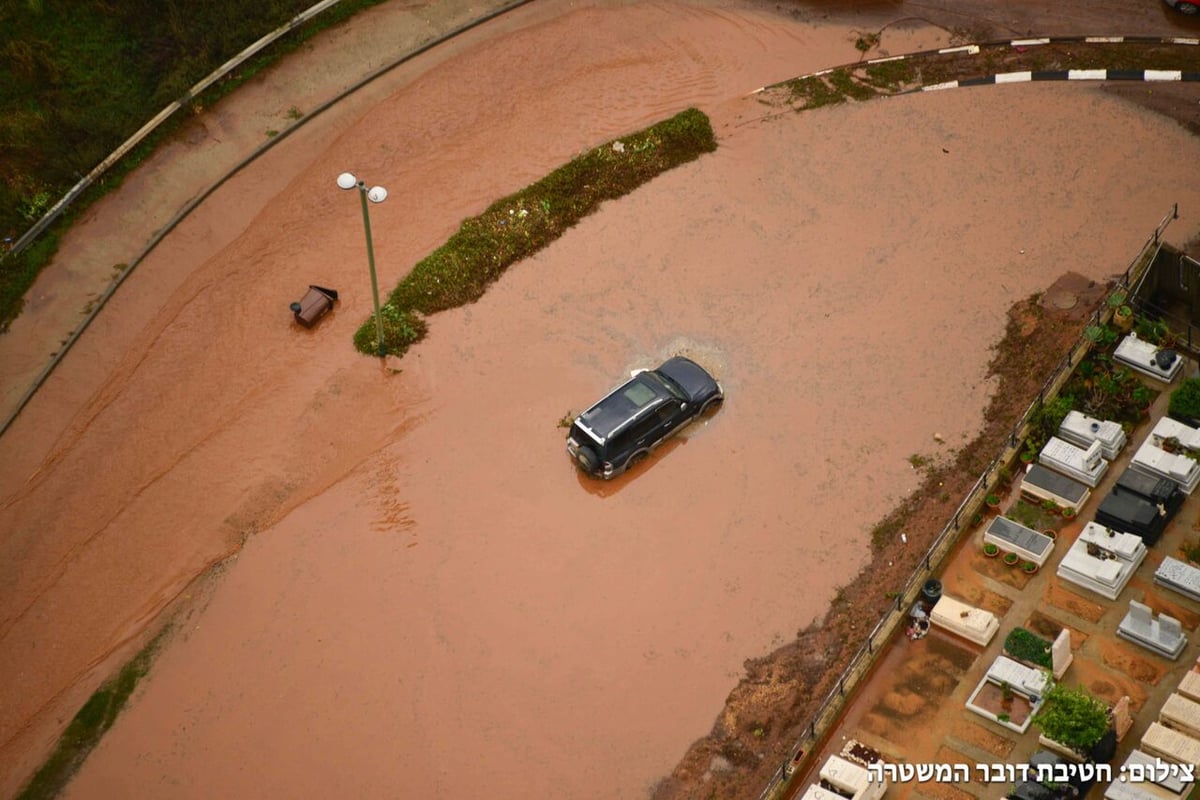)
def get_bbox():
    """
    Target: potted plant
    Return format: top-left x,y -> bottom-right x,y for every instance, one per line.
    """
986,493 -> 1001,512
1109,291 -> 1133,332
1003,552 -> 1020,566
1042,529 -> 1058,542
1062,507 -> 1077,521
1022,561 -> 1039,575
983,542 -> 1000,558
1000,681 -> 1015,711
1020,447 -> 1036,465
1132,383 -> 1154,419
